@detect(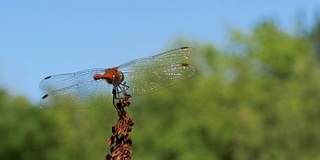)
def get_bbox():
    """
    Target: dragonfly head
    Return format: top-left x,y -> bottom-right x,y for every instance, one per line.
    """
112,71 -> 124,86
